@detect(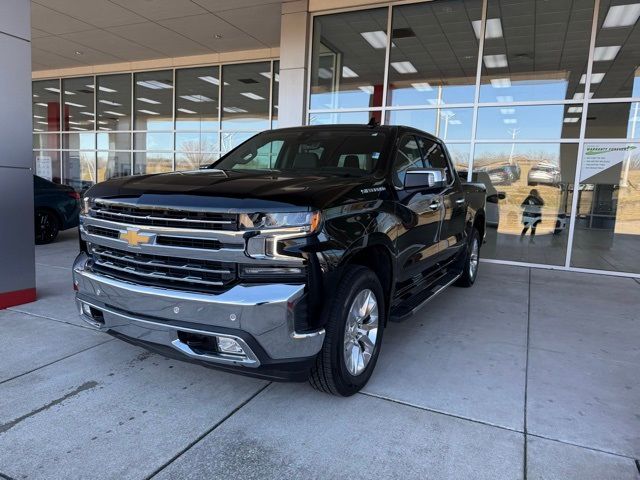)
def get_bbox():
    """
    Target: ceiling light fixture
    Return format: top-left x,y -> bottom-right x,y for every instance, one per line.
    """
99,100 -> 122,106
491,77 -> 511,88
567,106 -> 583,113
341,66 -> 359,78
318,67 -> 333,79
180,94 -> 215,102
223,107 -> 248,113
137,97 -> 161,105
358,86 -> 374,94
593,45 -> 621,61
199,76 -> 220,86
411,82 -> 433,91
580,73 -> 605,84
104,110 -> 125,116
80,111 -> 94,116
360,30 -> 388,49
74,51 -> 83,56
391,61 -> 417,74
177,108 -> 197,114
503,118 -> 517,124
564,117 -> 580,123
472,18 -> 503,39
64,101 -> 87,108
44,87 -> 60,93
500,108 -> 515,115
136,80 -> 173,90
484,54 -> 508,68
137,109 -> 160,115
496,95 -> 513,102
602,3 -> 640,28
240,92 -> 266,100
